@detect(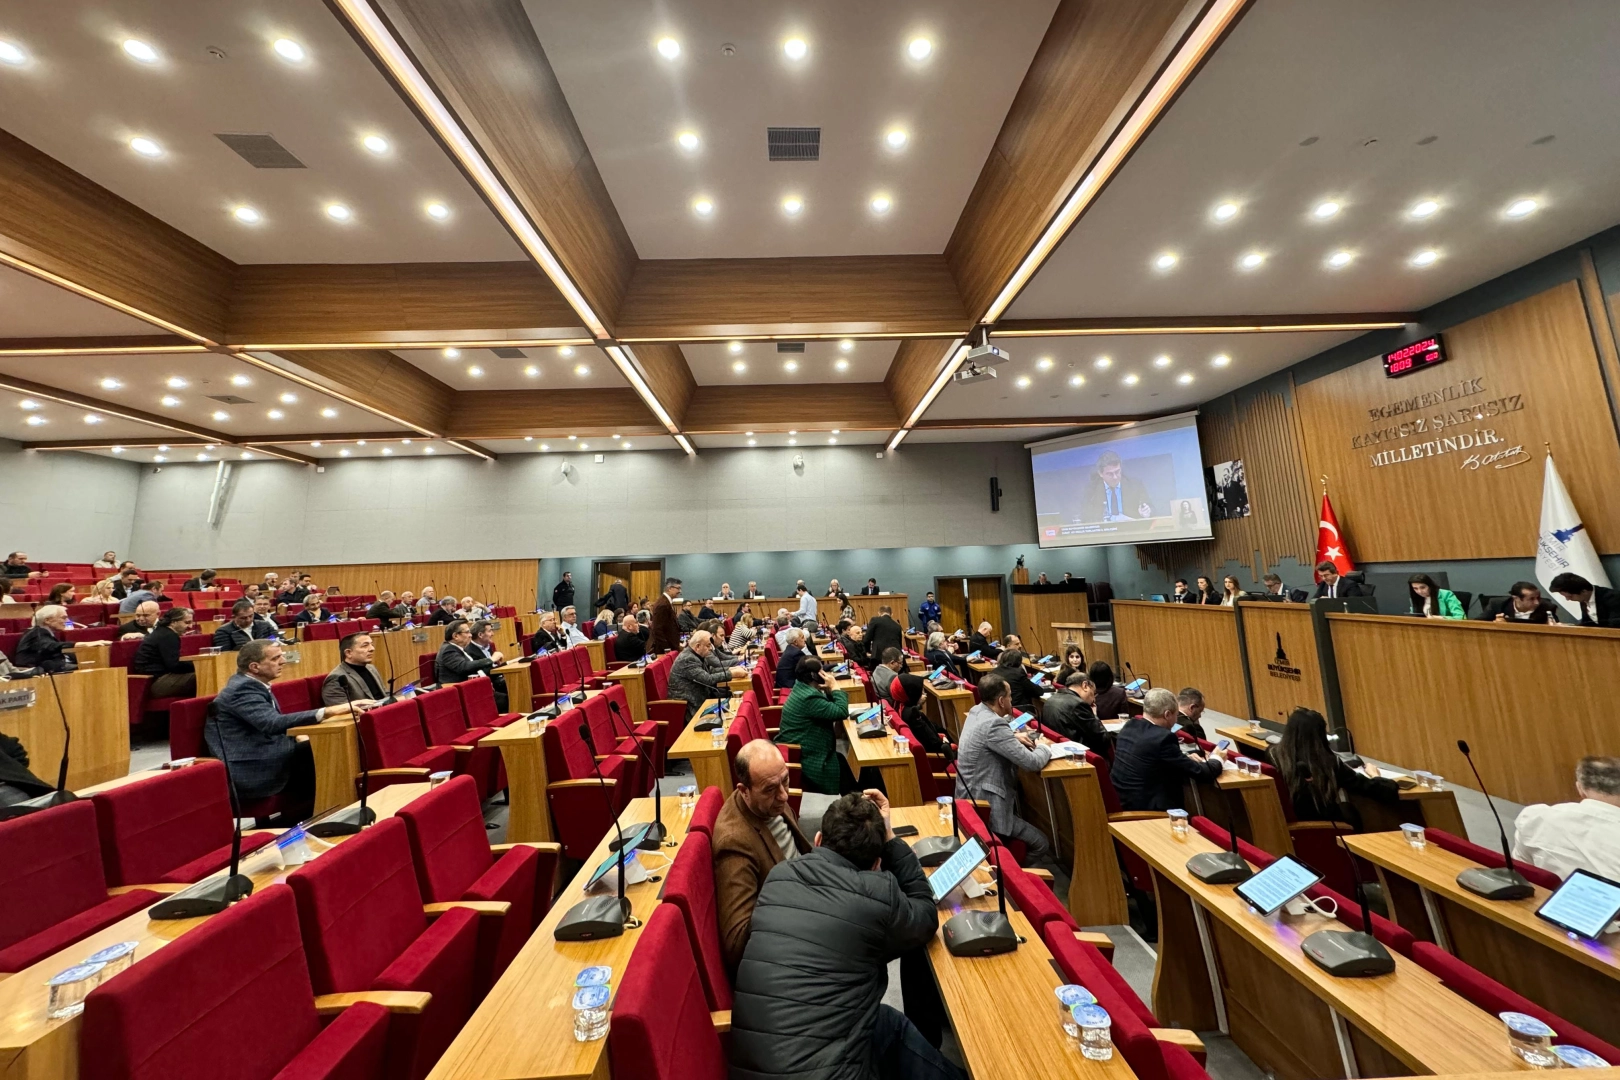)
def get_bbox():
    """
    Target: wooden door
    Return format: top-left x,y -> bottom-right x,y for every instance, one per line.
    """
935,577 -> 967,635
629,563 -> 663,609
596,562 -> 630,609
966,576 -> 1006,641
